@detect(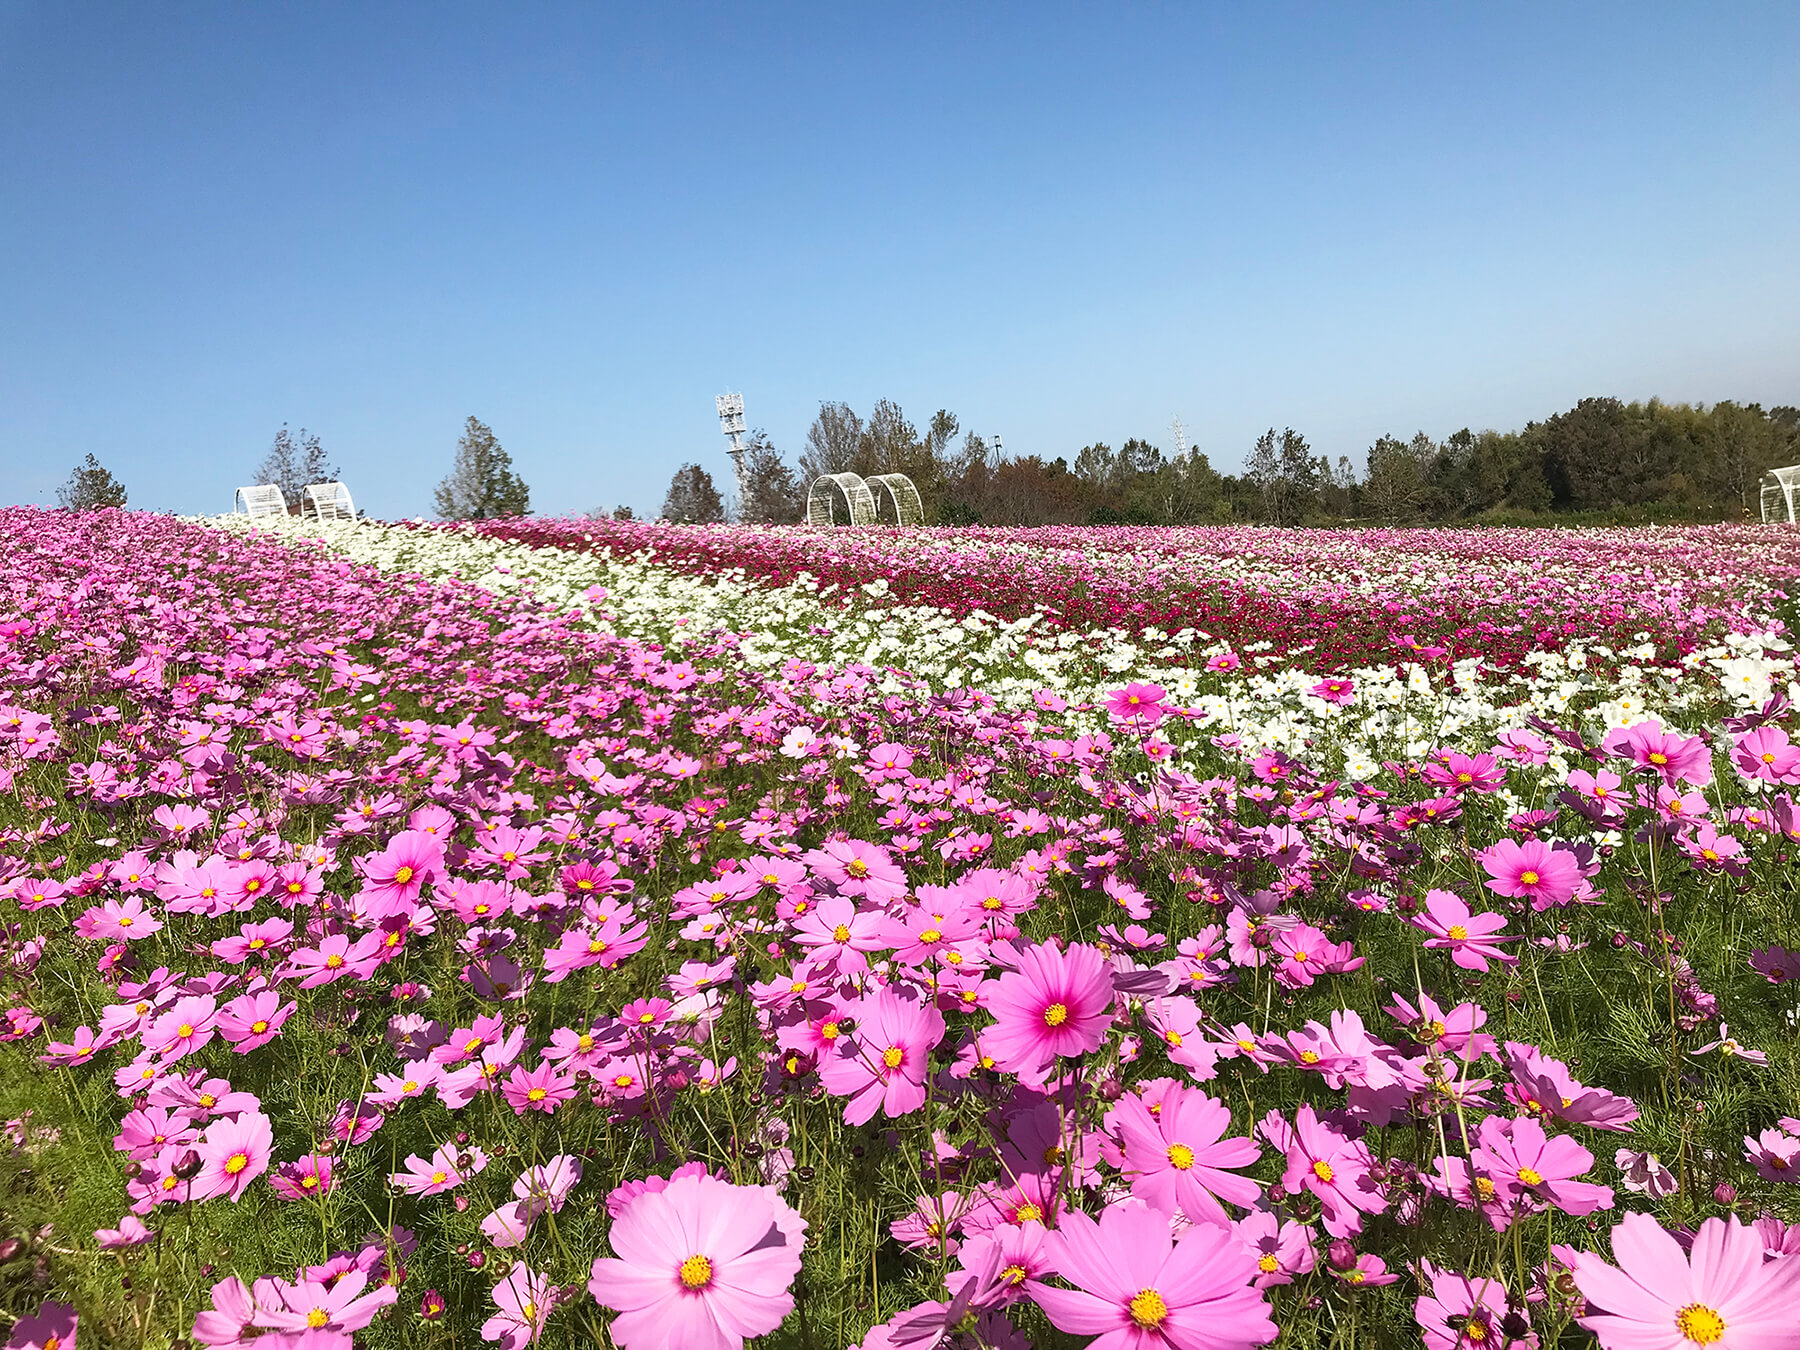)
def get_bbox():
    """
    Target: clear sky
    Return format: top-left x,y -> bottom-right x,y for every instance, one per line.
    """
3,3 -> 1796,518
